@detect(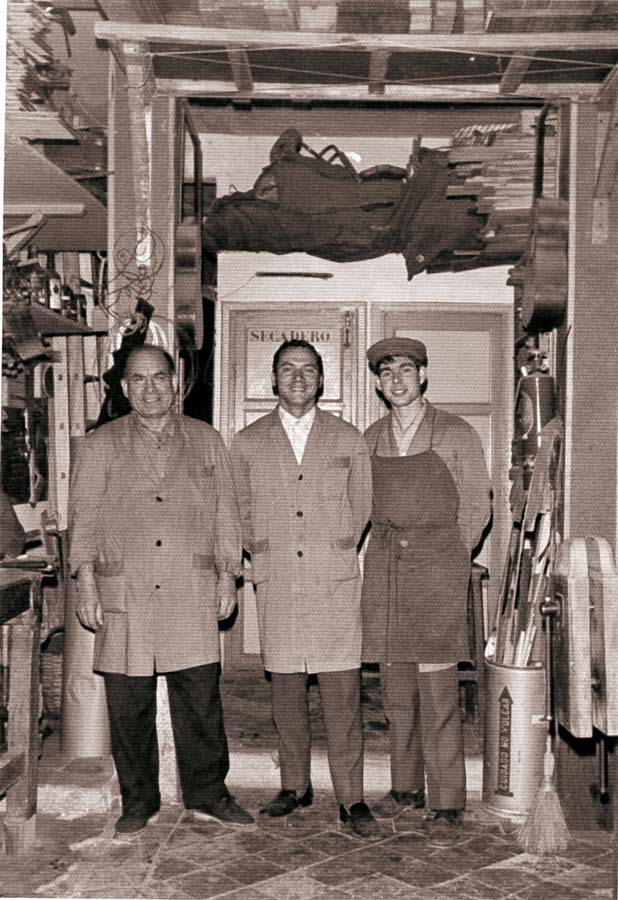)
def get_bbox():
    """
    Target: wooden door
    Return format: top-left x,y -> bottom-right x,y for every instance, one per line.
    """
221,302 -> 364,667
371,303 -> 511,633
